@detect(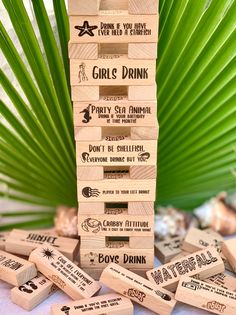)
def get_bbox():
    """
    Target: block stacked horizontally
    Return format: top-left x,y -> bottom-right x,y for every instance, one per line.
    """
68,0 -> 159,278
